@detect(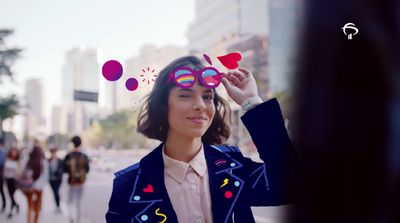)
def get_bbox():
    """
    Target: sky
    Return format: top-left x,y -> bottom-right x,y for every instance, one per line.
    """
0,0 -> 195,125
